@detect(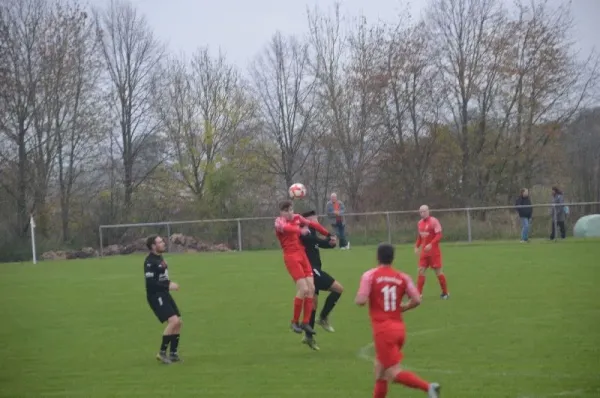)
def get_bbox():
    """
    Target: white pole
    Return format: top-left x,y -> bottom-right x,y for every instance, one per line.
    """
30,215 -> 37,264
